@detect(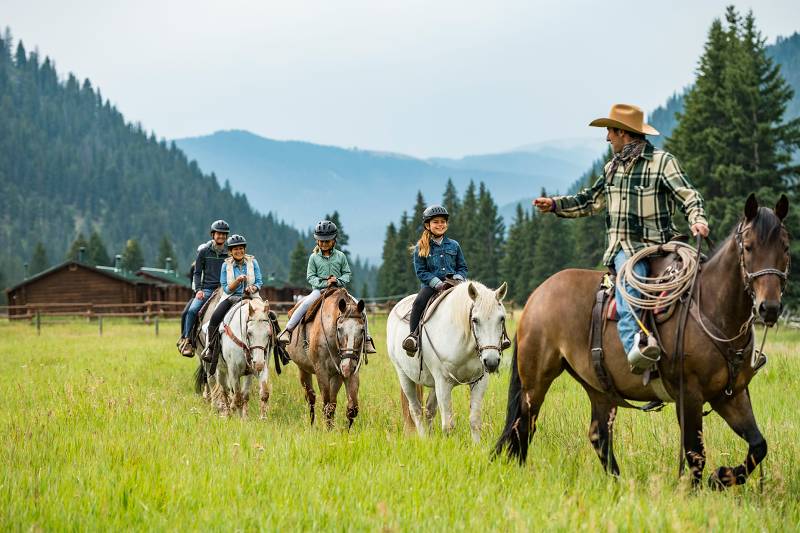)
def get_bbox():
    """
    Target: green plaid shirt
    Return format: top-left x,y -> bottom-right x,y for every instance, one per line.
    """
553,141 -> 707,266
